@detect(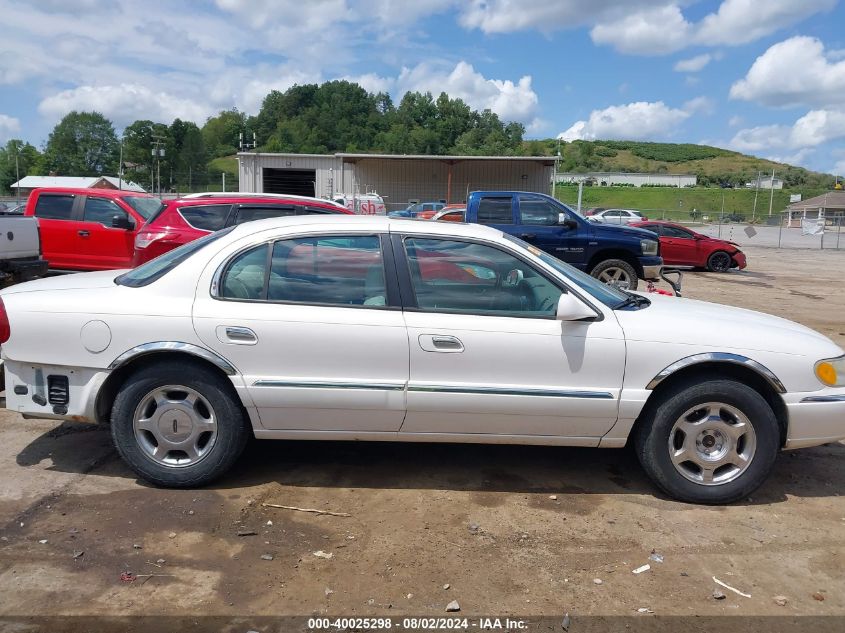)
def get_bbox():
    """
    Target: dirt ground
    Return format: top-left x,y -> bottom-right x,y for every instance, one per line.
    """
1,246 -> 844,629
